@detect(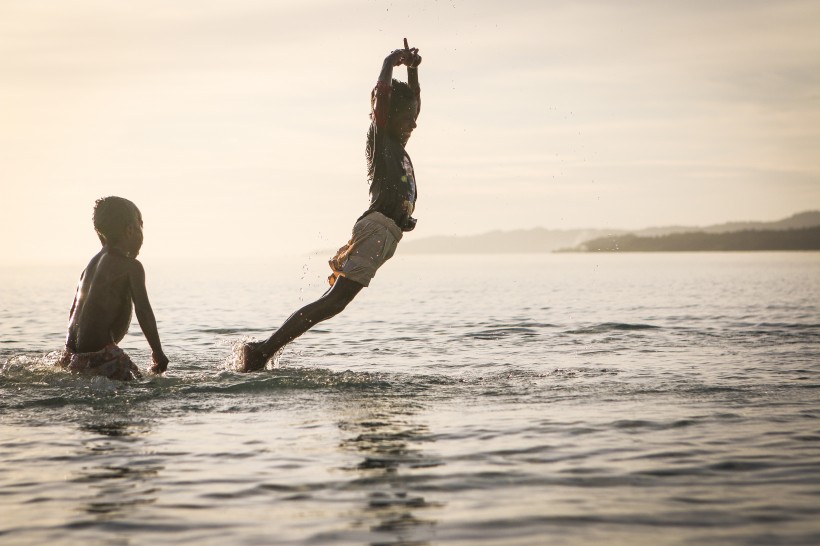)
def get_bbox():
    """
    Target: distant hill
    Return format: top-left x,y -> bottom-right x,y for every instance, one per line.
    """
633,210 -> 820,237
400,228 -> 623,254
401,211 -> 820,254
564,226 -> 820,252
